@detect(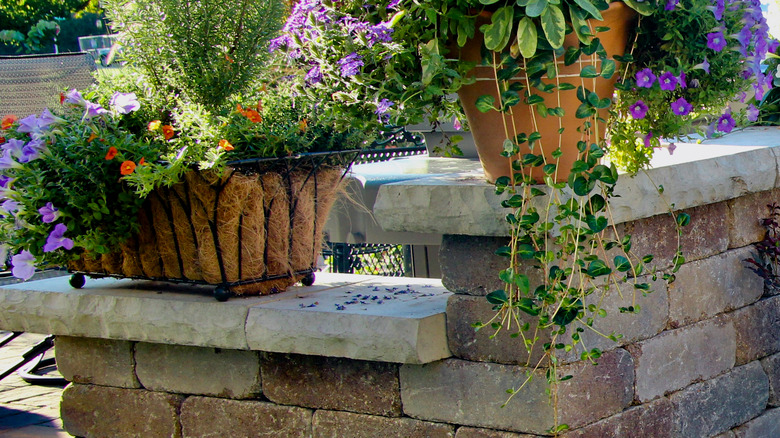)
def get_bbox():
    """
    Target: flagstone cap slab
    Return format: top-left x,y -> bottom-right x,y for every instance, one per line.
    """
0,273 -> 451,364
372,127 -> 780,236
